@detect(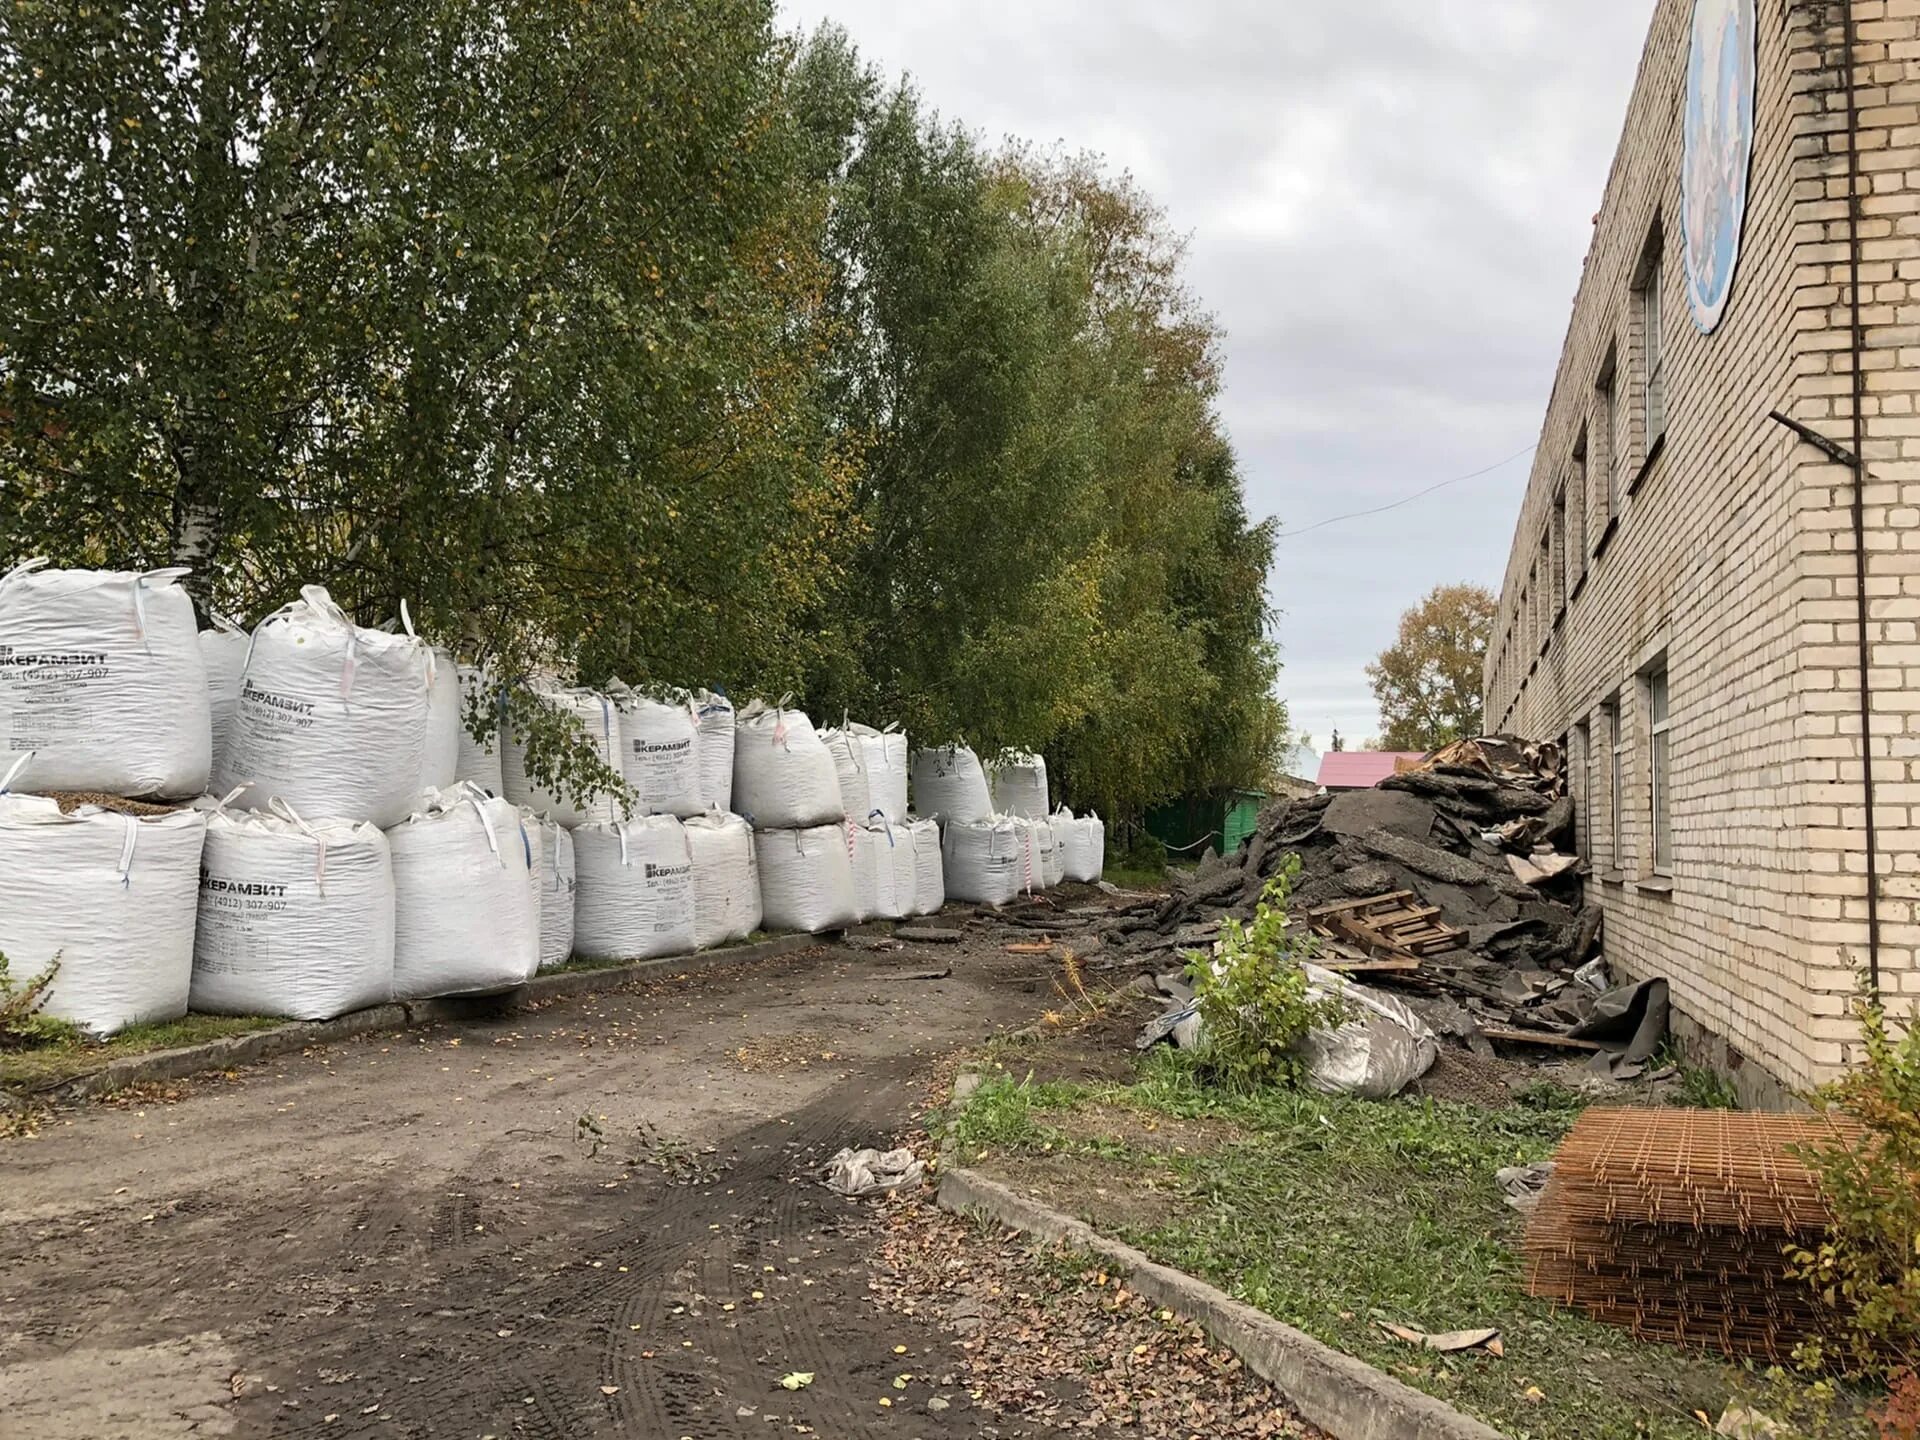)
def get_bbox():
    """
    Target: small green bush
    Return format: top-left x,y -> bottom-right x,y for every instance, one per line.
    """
1180,855 -> 1346,1091
0,951 -> 76,1050
1790,991 -> 1920,1376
